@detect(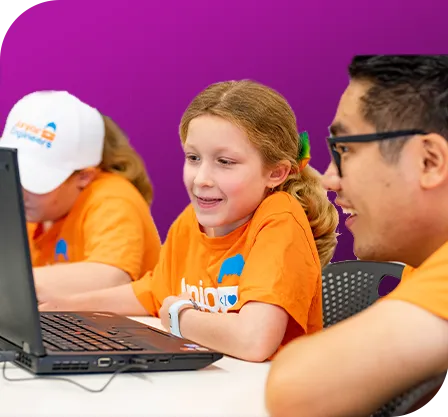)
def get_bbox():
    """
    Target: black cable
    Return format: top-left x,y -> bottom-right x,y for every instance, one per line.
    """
0,354 -> 150,393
